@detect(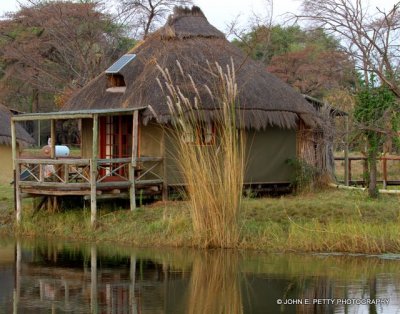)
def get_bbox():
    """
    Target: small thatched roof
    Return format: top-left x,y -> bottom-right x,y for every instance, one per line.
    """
0,104 -> 35,147
65,6 -> 318,129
